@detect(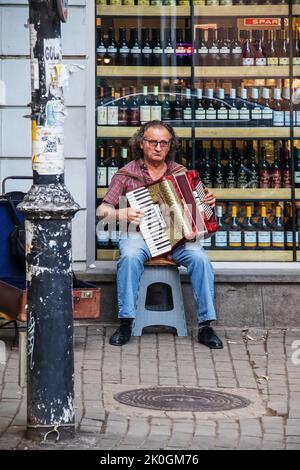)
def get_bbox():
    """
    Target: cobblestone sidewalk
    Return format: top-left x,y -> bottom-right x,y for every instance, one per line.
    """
0,325 -> 300,450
